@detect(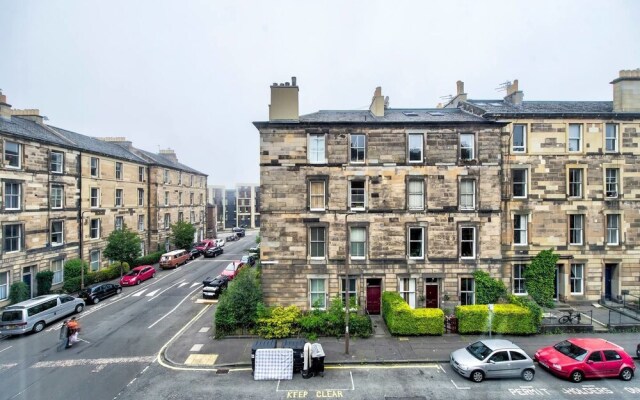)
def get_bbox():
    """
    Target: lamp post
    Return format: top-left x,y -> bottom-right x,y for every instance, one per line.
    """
344,211 -> 356,355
